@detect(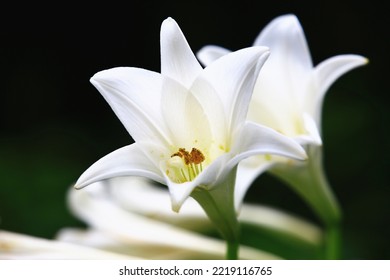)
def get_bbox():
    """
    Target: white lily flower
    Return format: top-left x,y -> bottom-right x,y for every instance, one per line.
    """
58,177 -> 321,259
74,17 -> 307,256
197,14 -> 368,225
